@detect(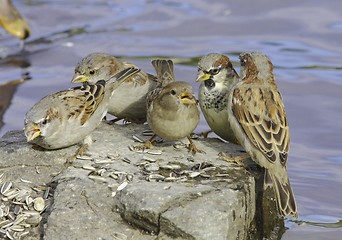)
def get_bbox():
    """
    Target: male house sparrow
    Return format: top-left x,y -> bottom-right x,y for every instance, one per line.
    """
71,52 -> 158,123
142,59 -> 202,154
196,53 -> 239,144
0,0 -> 30,40
24,67 -> 140,153
228,52 -> 297,217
